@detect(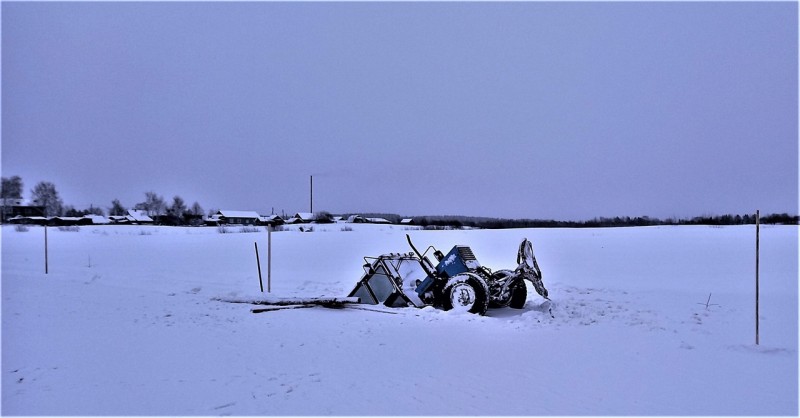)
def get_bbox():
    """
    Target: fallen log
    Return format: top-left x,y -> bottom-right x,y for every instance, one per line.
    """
214,296 -> 360,308
251,305 -> 314,314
